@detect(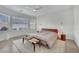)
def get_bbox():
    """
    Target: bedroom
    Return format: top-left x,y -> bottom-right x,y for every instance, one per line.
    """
0,5 -> 79,53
